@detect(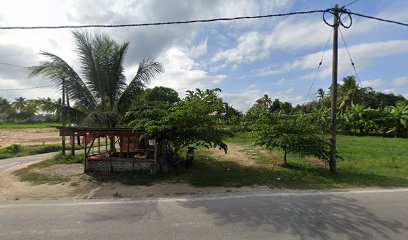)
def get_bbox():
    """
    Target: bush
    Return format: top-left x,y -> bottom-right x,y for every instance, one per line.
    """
0,144 -> 23,153
255,112 -> 332,166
